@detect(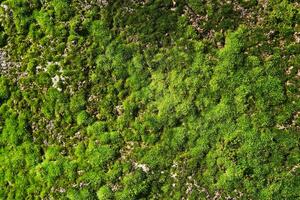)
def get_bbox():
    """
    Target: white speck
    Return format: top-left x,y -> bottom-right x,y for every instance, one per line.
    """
52,75 -> 62,91
1,4 -> 8,11
59,188 -> 66,193
133,162 -> 150,173
171,172 -> 177,179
